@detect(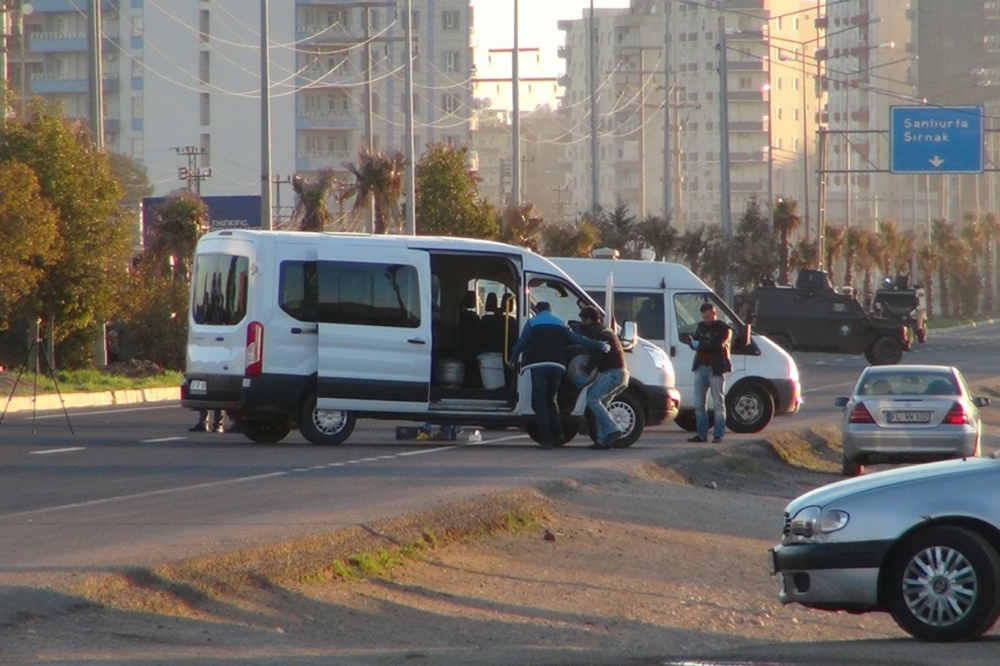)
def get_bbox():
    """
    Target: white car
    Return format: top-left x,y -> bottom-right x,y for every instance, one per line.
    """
771,457 -> 1000,642
835,364 -> 988,476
